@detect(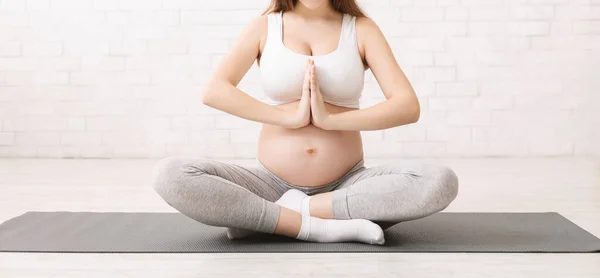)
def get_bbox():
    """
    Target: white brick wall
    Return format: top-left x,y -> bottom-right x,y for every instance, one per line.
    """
0,0 -> 599,158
